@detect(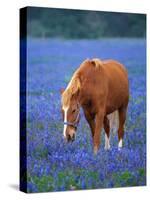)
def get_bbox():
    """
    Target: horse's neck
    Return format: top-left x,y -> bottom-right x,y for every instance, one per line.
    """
78,89 -> 86,107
